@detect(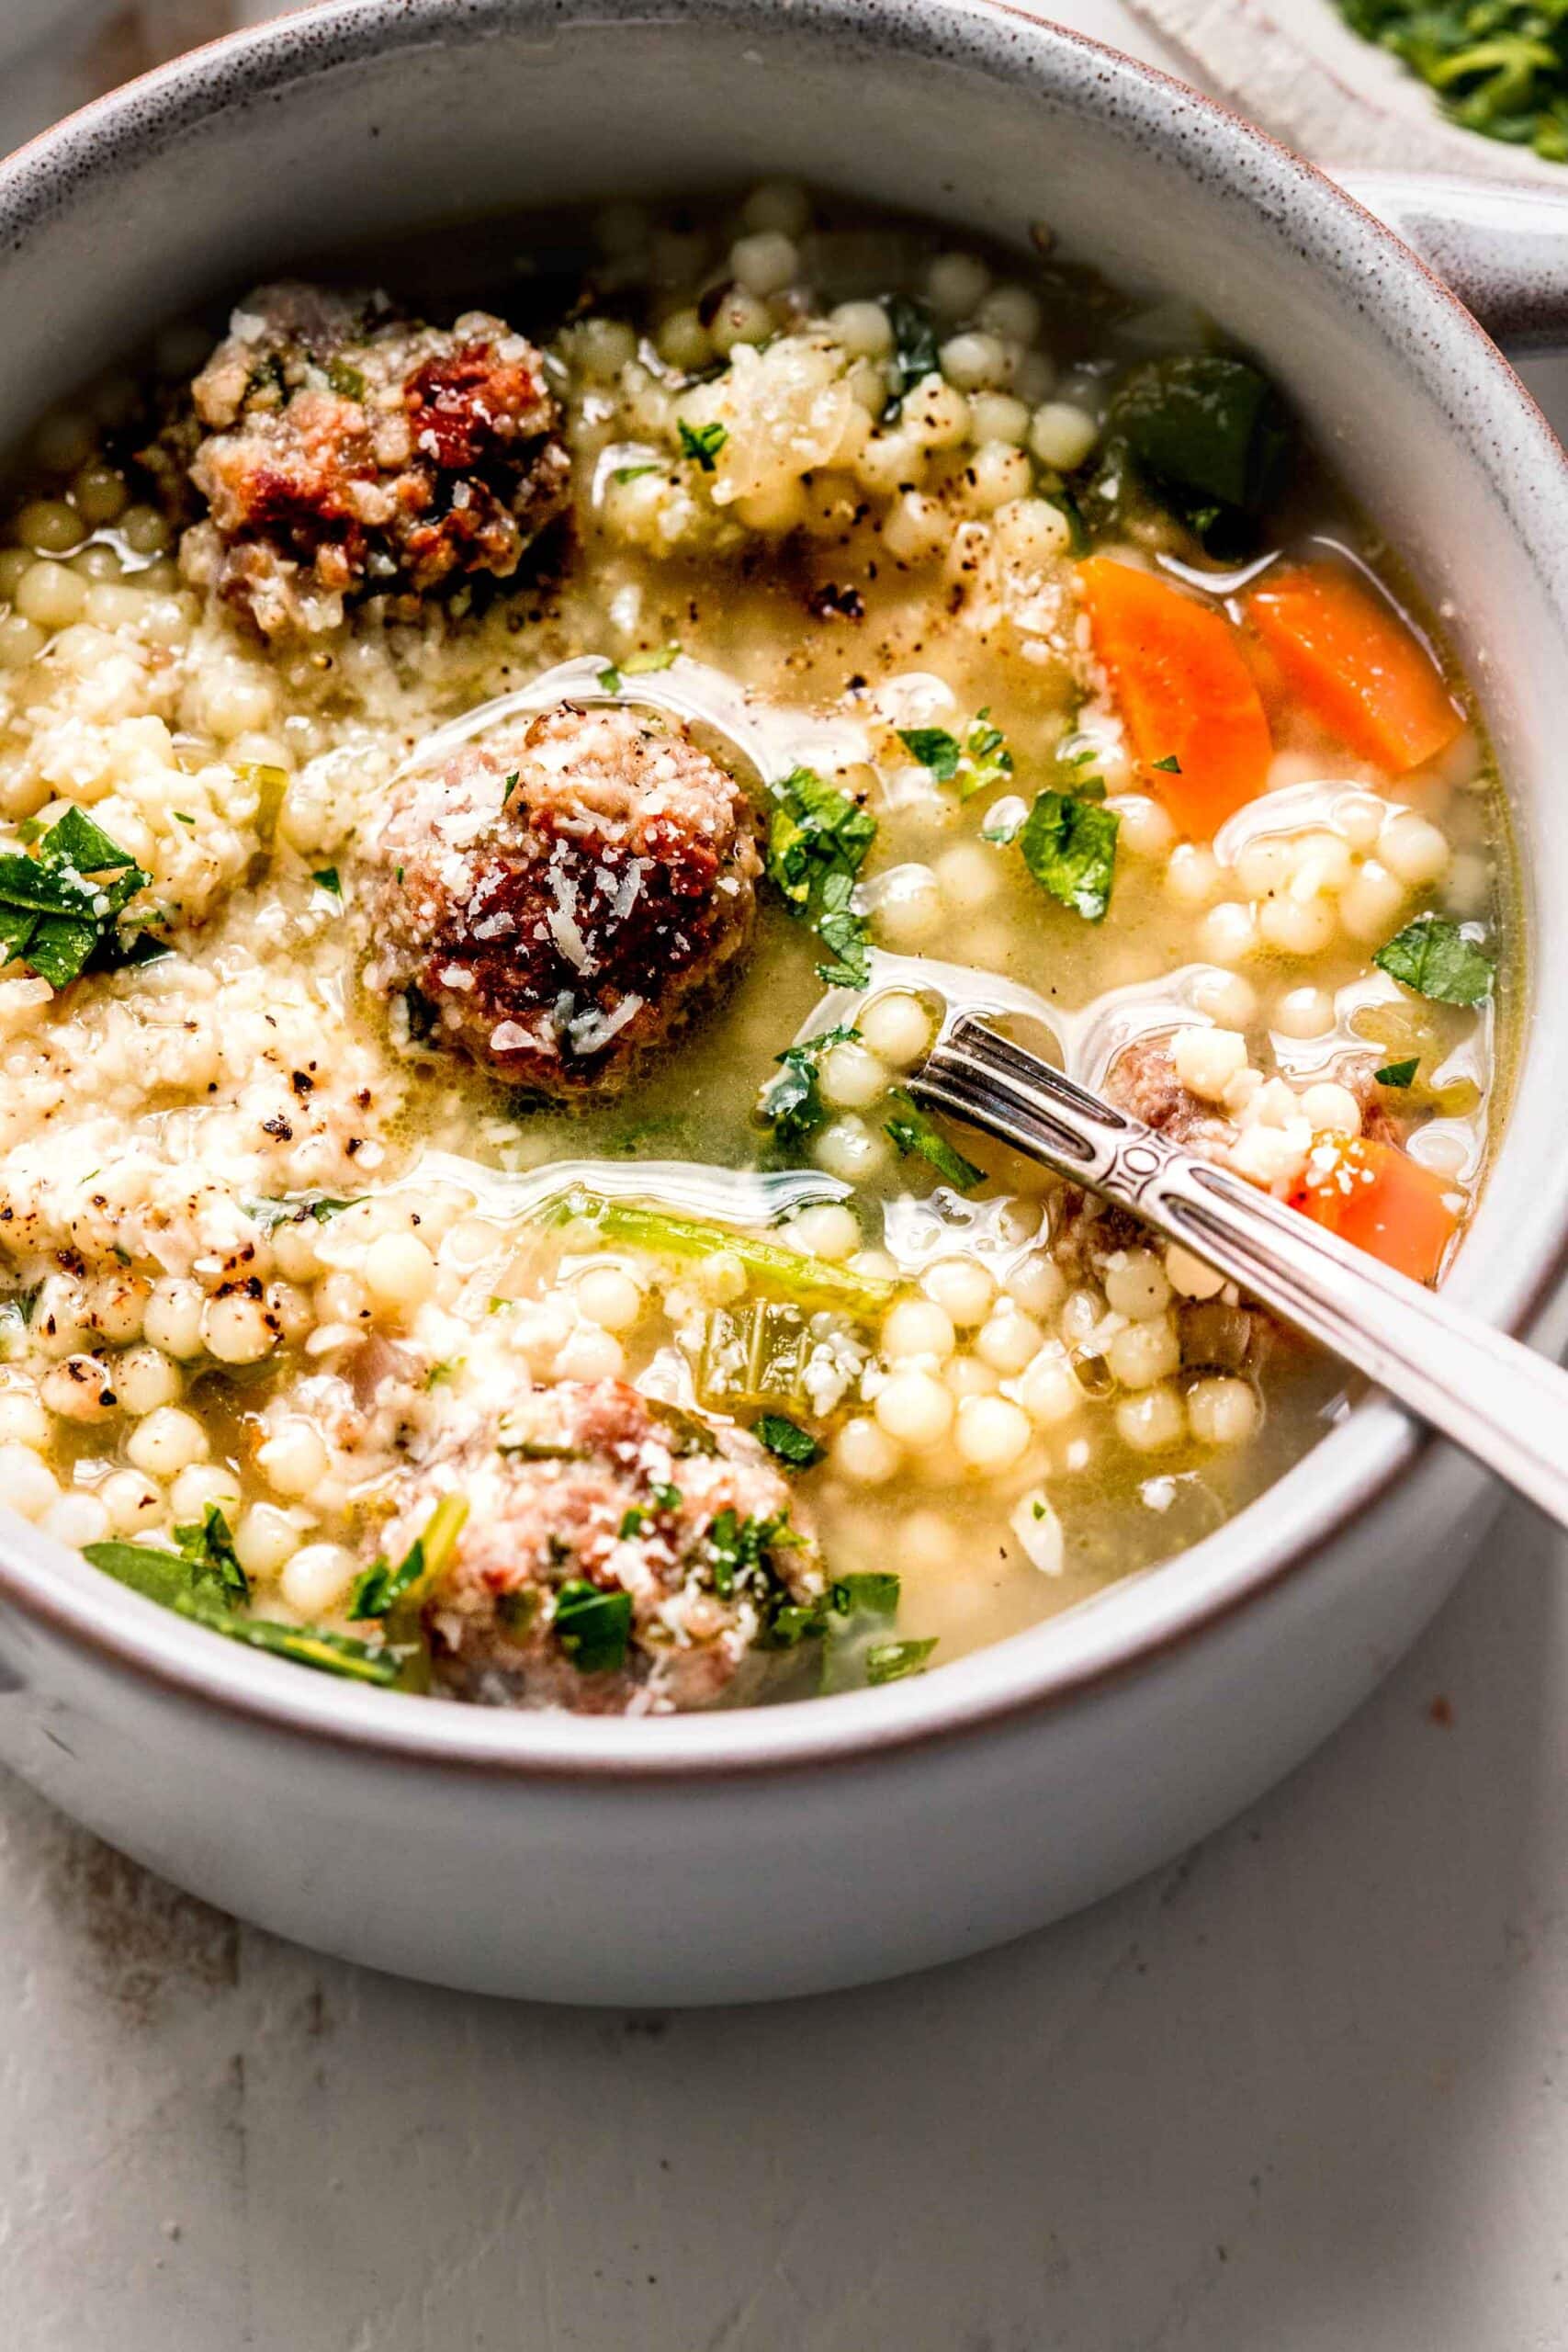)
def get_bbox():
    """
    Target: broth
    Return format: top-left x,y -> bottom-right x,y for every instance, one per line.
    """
0,184 -> 1512,1710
